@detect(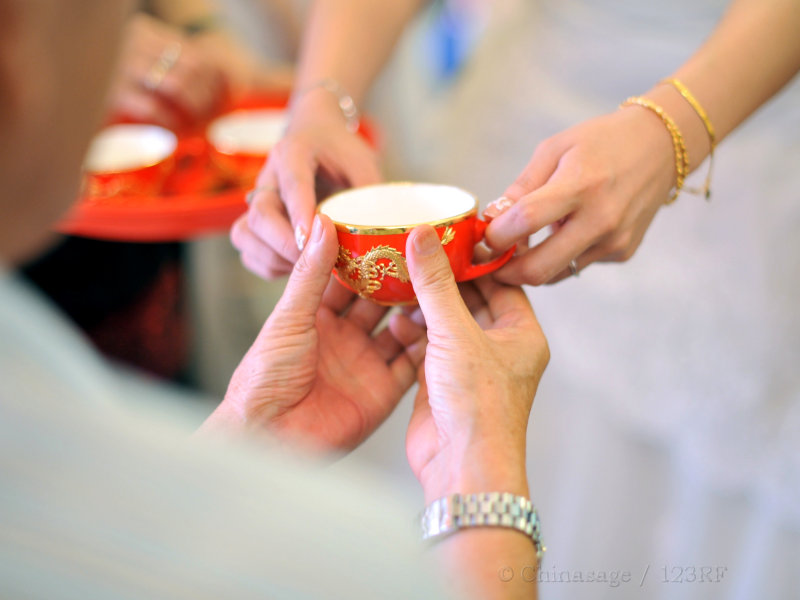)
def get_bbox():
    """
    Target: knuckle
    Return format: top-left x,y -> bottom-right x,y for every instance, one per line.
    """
515,199 -> 540,229
533,137 -> 557,159
593,203 -> 621,234
229,218 -> 246,249
246,205 -> 263,232
521,261 -> 549,286
605,231 -> 635,258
